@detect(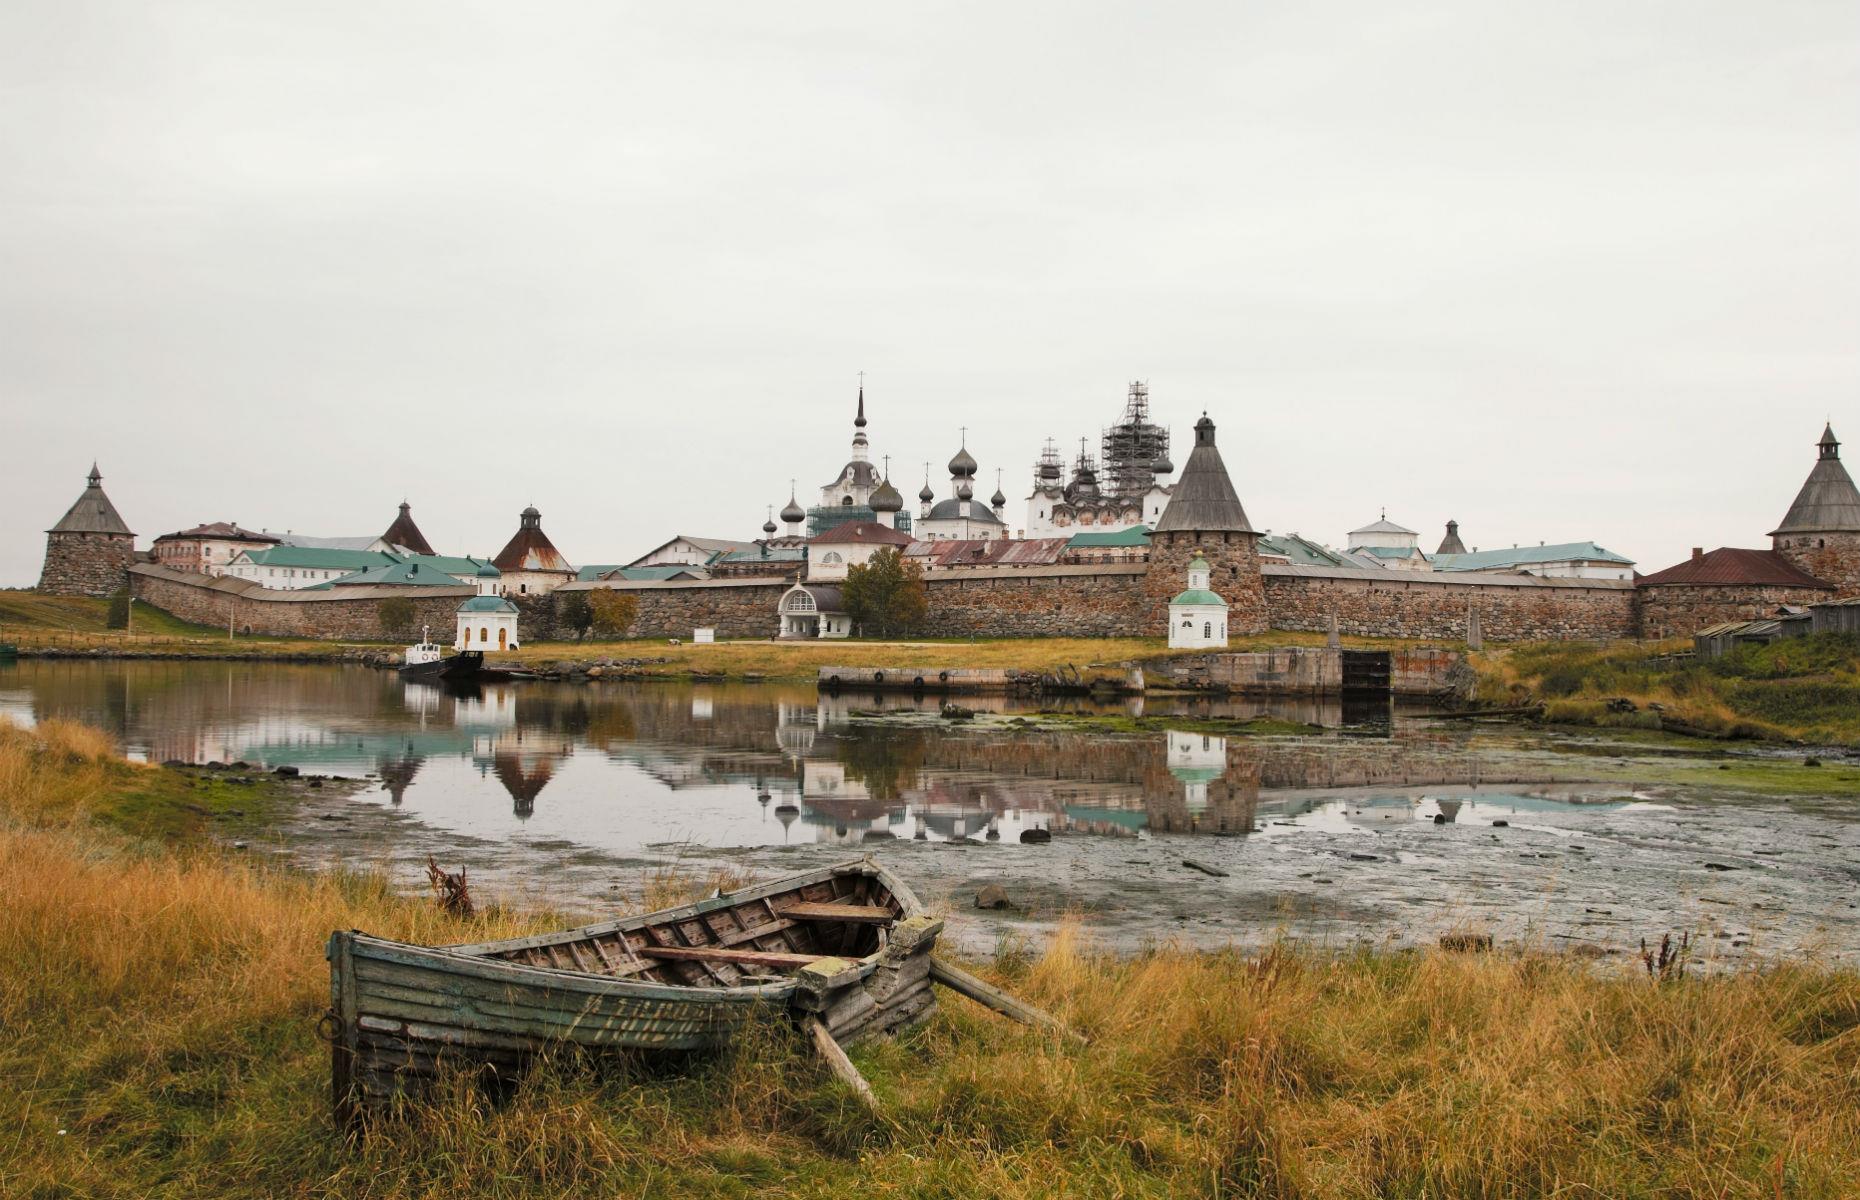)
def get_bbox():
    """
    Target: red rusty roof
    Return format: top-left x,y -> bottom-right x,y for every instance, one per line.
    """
904,538 -> 1068,568
807,521 -> 913,546
153,522 -> 280,544
1636,547 -> 1832,589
